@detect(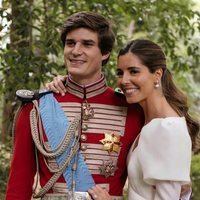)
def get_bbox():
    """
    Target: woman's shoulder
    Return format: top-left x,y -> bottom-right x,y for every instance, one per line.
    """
143,117 -> 188,134
140,117 -> 191,147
